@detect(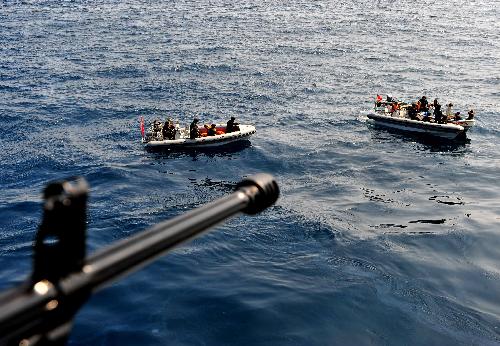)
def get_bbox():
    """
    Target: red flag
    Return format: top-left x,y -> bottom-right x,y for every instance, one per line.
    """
140,116 -> 145,138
